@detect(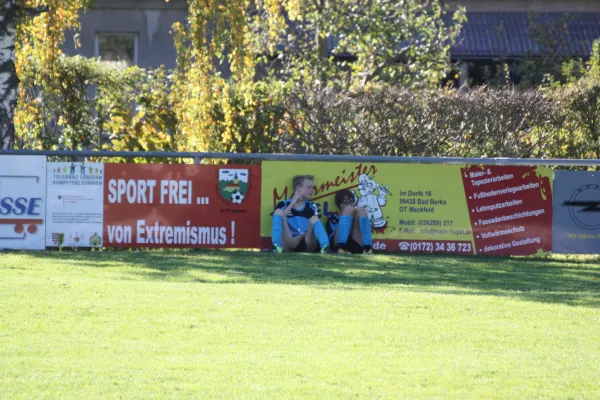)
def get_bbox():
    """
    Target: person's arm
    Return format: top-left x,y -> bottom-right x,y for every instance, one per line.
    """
286,196 -> 306,248
283,191 -> 303,215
